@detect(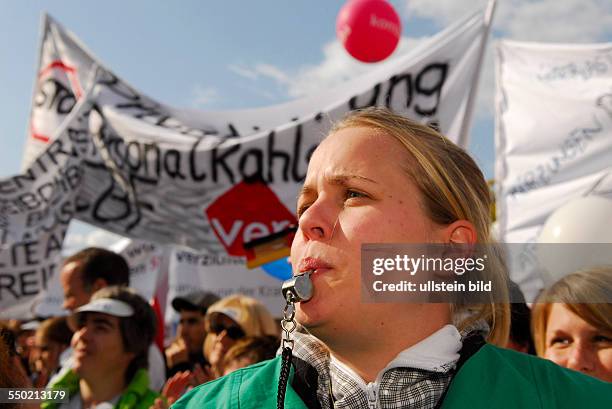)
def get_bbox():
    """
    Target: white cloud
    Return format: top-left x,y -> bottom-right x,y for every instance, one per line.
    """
499,0 -> 612,42
406,0 -> 612,42
191,84 -> 219,108
228,64 -> 259,80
